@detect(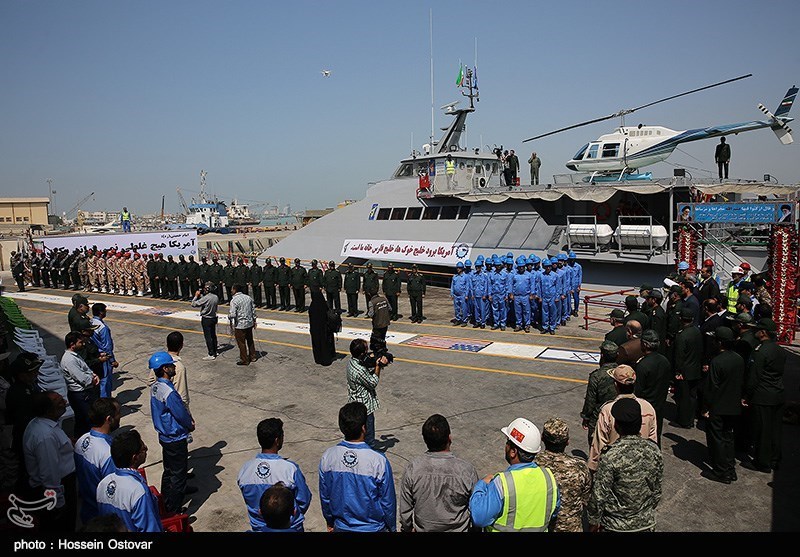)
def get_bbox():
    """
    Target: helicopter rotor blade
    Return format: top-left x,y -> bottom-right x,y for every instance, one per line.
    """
522,73 -> 752,143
